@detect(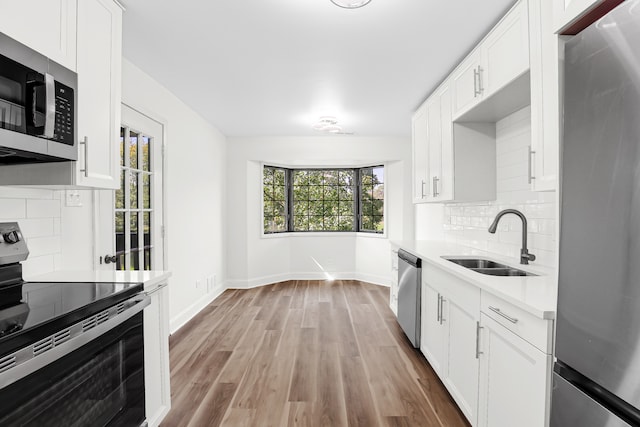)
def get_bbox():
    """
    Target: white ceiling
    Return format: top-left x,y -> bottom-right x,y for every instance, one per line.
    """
121,0 -> 516,137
